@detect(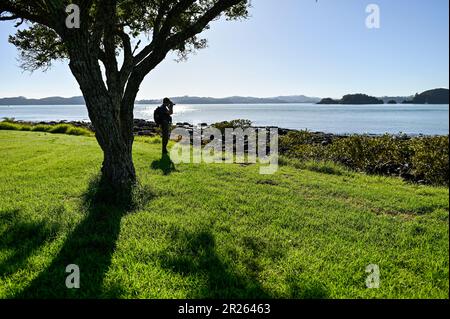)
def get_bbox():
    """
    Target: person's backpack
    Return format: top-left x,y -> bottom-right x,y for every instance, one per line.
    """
153,106 -> 164,125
